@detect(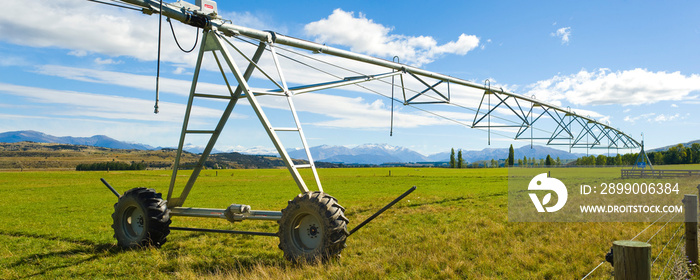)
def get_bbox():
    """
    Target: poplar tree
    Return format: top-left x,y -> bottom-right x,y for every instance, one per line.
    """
508,144 -> 515,167
457,149 -> 463,168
